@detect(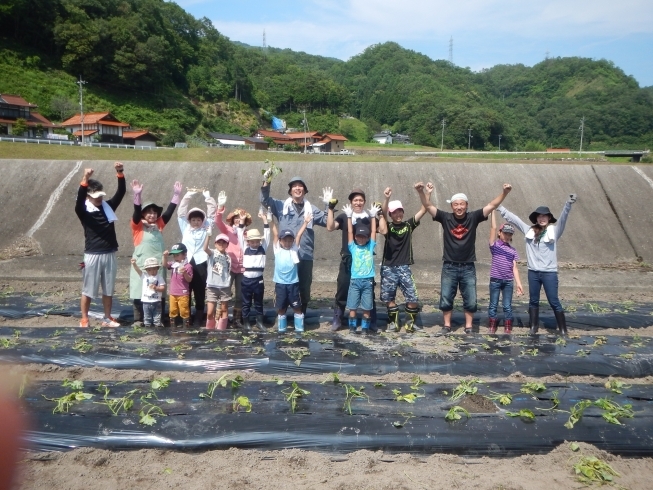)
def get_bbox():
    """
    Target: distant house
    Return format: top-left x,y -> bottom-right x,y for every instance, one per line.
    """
372,132 -> 393,144
208,132 -> 269,150
393,133 -> 411,144
0,94 -> 57,138
244,137 -> 270,151
122,130 -> 159,148
312,133 -> 348,153
61,112 -> 130,143
254,129 -> 293,146
253,129 -> 349,152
